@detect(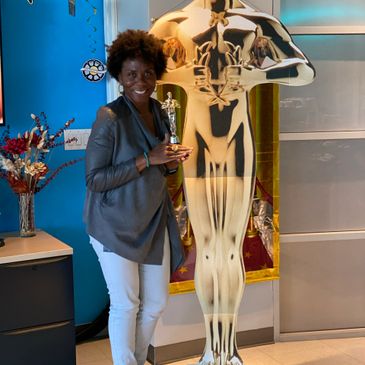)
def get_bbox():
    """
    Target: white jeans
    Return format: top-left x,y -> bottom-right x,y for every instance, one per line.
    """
90,231 -> 170,365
